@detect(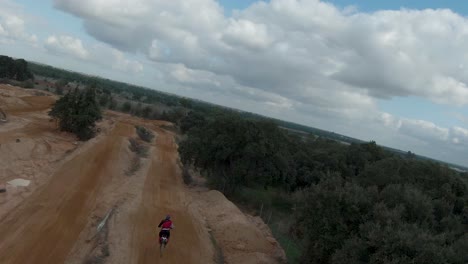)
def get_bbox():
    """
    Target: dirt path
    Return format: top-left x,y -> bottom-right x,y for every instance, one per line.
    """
130,128 -> 213,264
0,85 -> 285,264
0,122 -> 133,264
